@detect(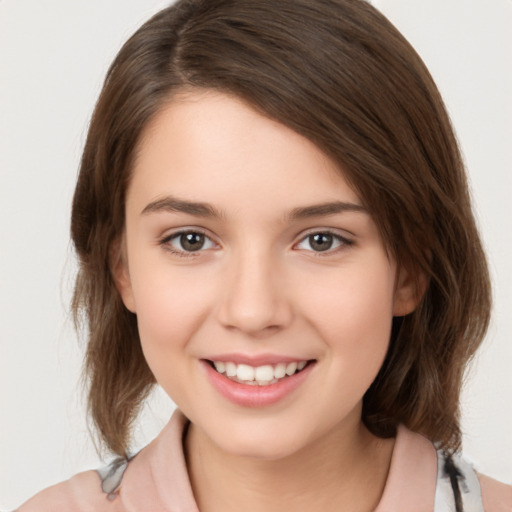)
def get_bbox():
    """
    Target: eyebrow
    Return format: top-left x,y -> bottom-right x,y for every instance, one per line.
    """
141,196 -> 224,218
286,201 -> 368,220
141,196 -> 368,220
